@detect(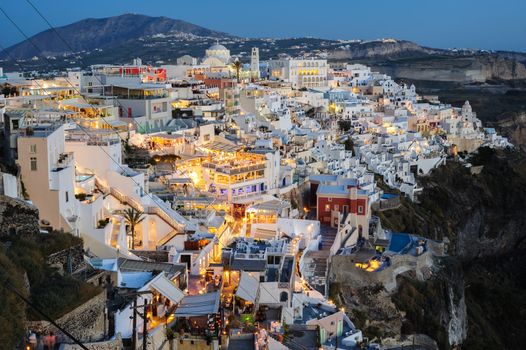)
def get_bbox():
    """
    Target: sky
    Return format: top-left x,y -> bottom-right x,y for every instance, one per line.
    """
1,0 -> 525,52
